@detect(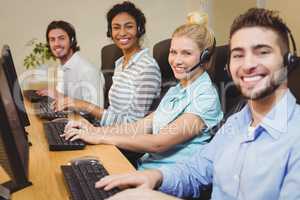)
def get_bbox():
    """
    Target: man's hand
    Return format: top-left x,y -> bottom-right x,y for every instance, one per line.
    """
52,96 -> 76,112
36,87 -> 60,99
95,170 -> 163,191
107,188 -> 181,200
